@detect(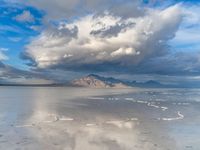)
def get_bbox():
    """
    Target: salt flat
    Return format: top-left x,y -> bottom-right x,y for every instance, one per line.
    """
0,87 -> 200,150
